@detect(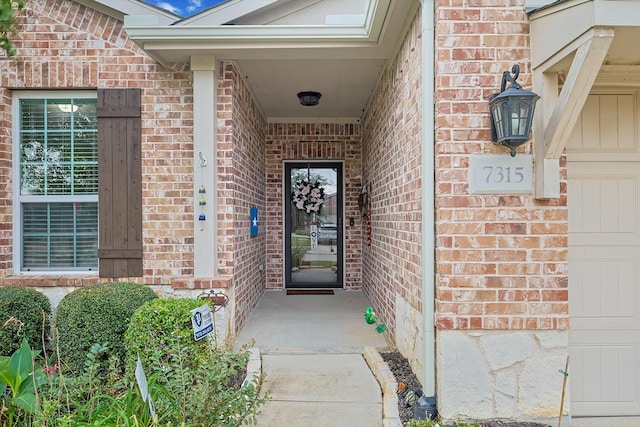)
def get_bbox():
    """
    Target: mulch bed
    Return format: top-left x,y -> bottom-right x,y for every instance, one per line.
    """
380,351 -> 552,427
229,365 -> 247,390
